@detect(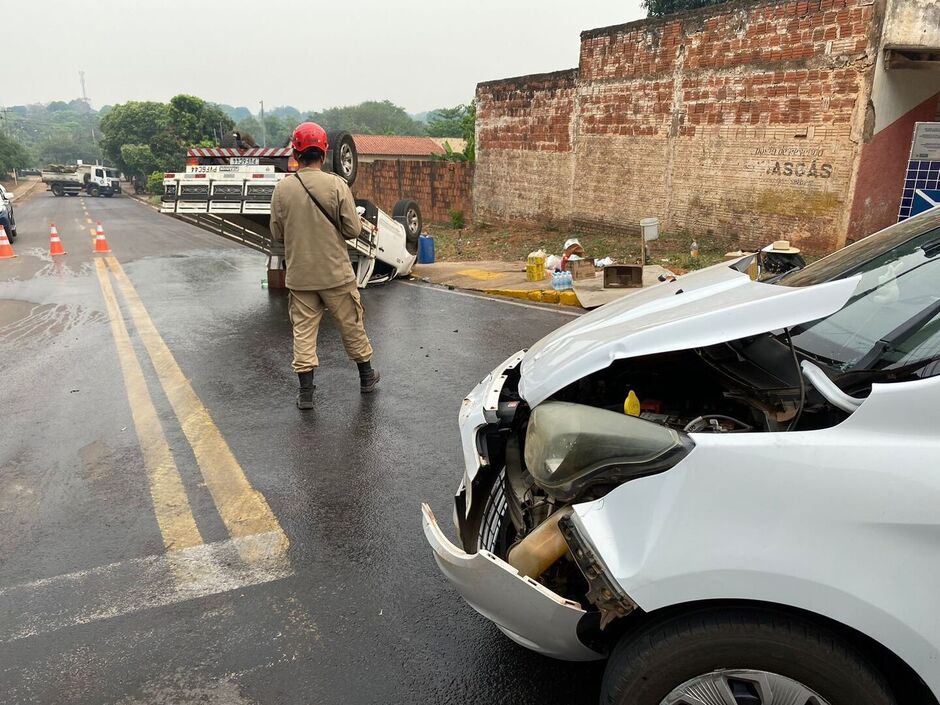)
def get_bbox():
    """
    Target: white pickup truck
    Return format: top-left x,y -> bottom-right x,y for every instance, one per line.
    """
160,130 -> 422,289
42,164 -> 122,197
